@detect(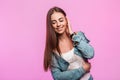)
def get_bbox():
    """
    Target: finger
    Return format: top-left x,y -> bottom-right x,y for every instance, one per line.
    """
67,19 -> 70,28
66,18 -> 73,34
